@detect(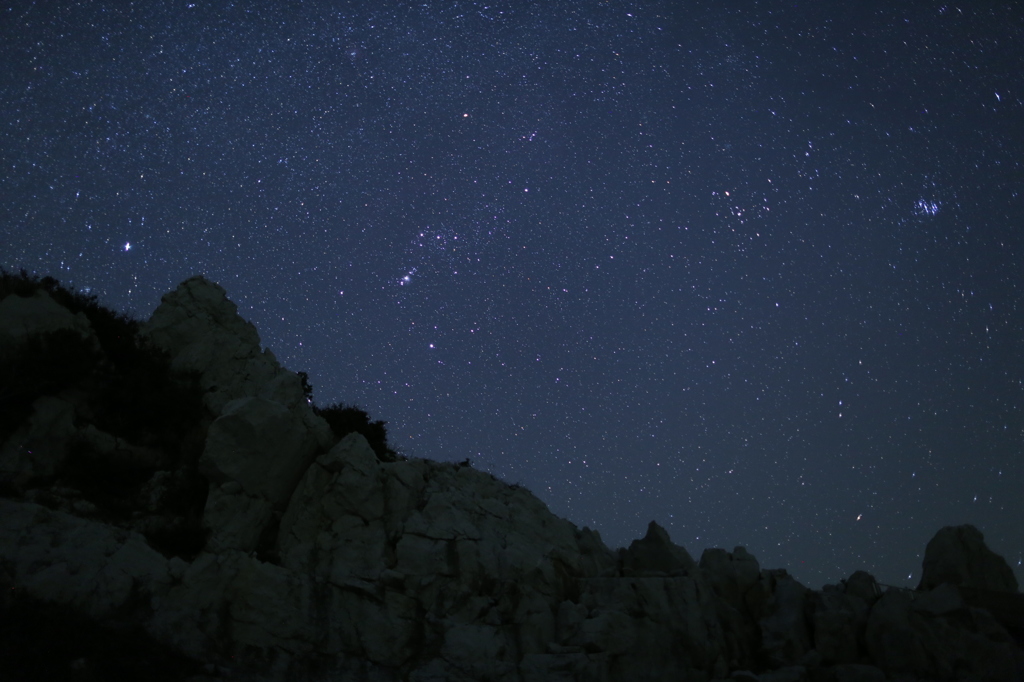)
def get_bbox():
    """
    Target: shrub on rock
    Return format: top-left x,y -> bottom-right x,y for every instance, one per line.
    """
314,401 -> 397,461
